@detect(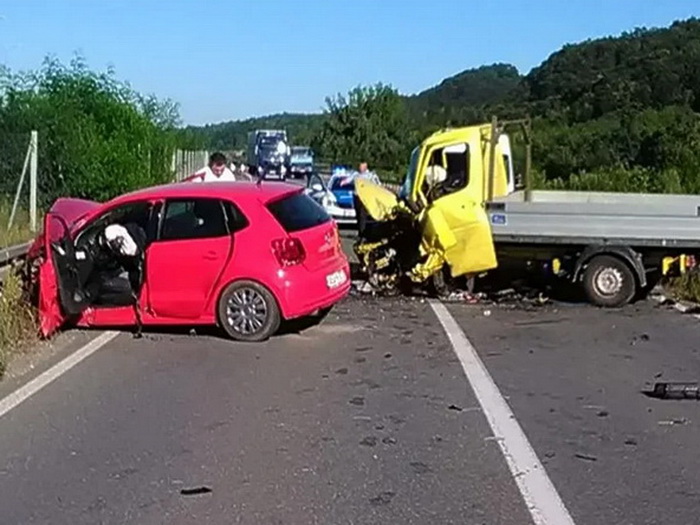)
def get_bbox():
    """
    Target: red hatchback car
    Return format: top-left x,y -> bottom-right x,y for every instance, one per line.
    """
27,181 -> 351,342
